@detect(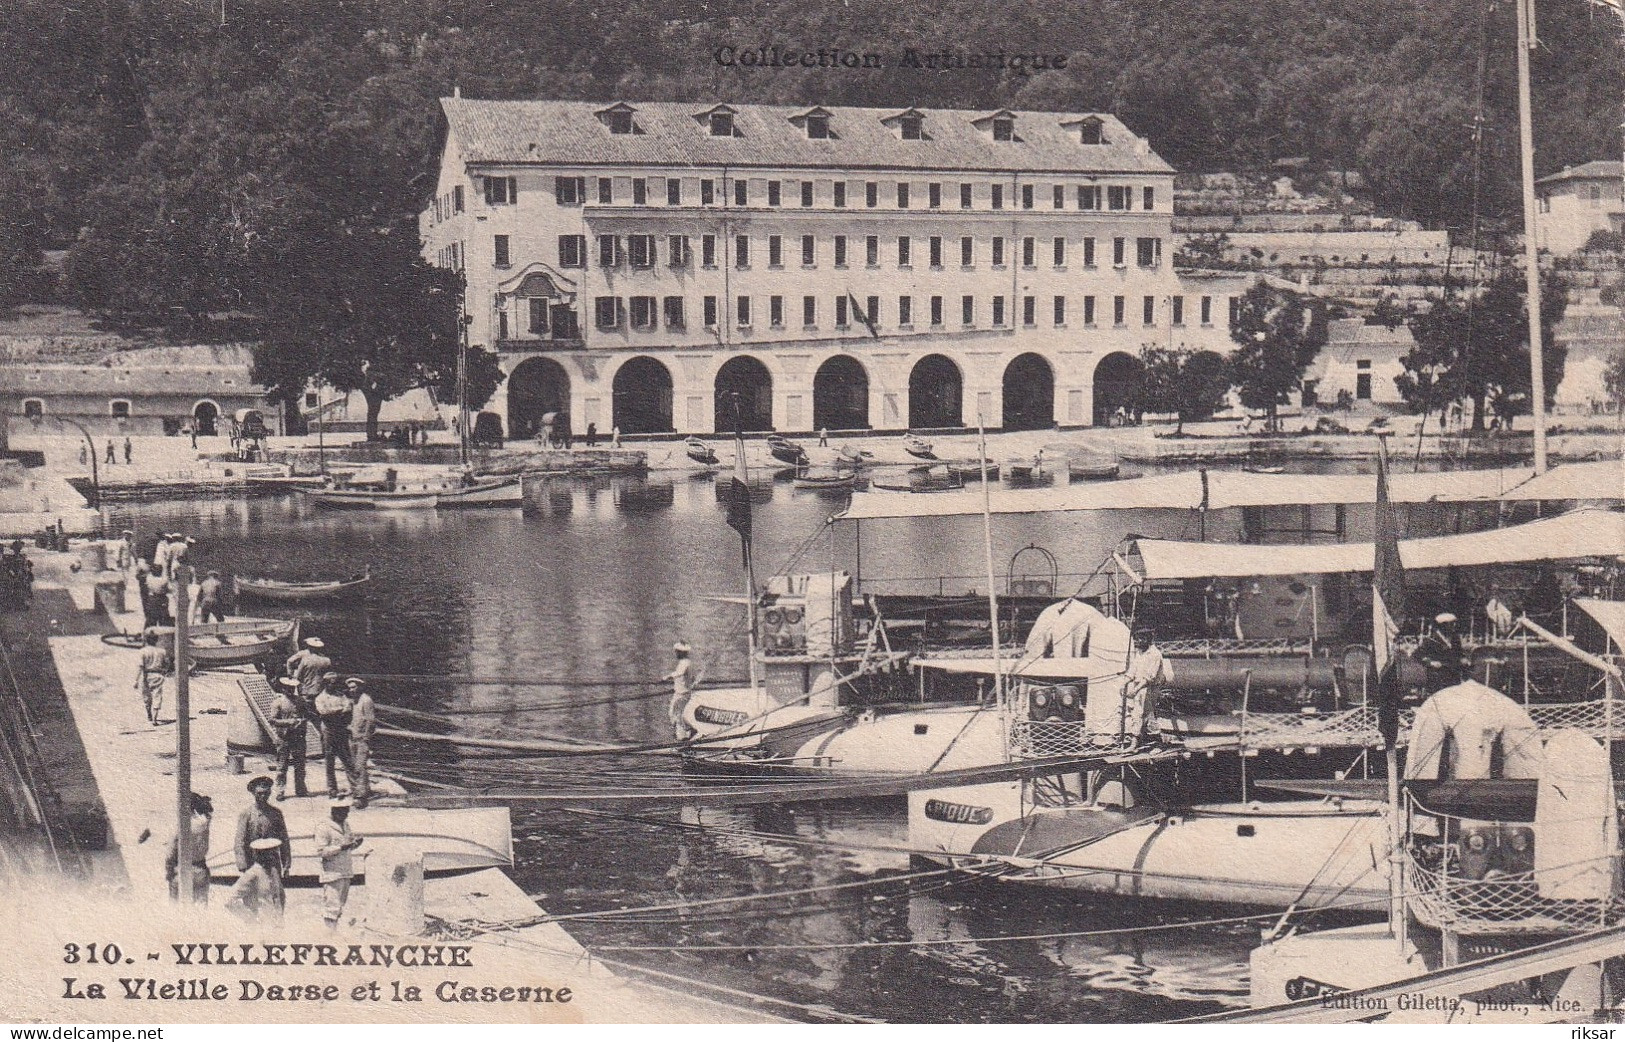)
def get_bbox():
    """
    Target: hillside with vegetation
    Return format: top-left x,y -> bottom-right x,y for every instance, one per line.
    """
0,0 -> 1616,420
